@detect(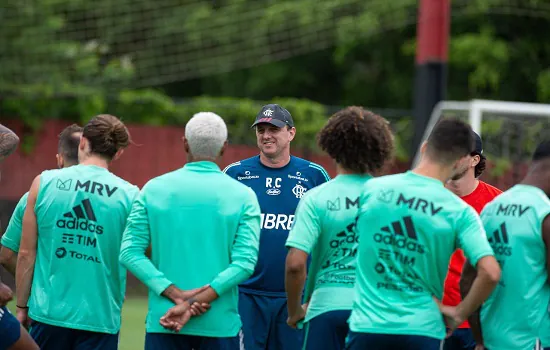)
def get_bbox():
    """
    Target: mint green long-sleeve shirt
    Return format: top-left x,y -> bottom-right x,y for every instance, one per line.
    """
119,161 -> 261,337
